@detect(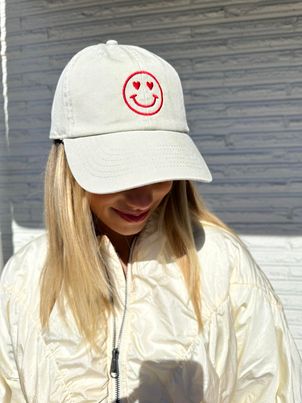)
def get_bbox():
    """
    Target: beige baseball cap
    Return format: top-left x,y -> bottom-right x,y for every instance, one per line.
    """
50,40 -> 212,193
